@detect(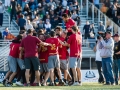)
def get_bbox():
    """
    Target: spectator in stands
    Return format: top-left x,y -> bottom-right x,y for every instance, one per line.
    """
63,6 -> 71,17
88,26 -> 95,49
113,34 -> 120,85
10,0 -> 17,22
62,0 -> 67,7
99,31 -> 115,85
5,0 -> 10,8
71,11 -> 78,21
104,0 -> 111,8
23,4 -> 30,14
22,0 -> 27,11
106,25 -> 112,32
69,3 -> 73,12
71,10 -> 80,25
113,11 -> 119,25
94,0 -> 100,9
112,1 -> 118,18
0,1 -> 5,27
31,11 -> 38,20
72,0 -> 80,14
45,15 -> 51,23
25,20 -> 33,30
33,16 -> 40,28
48,0 -> 56,9
98,21 -> 105,34
106,3 -> 113,18
51,16 -> 59,29
58,8 -> 65,23
2,27 -> 15,40
44,21 -> 51,33
28,0 -> 37,11
18,14 -> 26,30
38,3 -> 45,17
117,4 -> 120,17
100,3 -> 108,14
94,39 -> 104,83
83,21 -> 90,40
37,20 -> 44,30
3,27 -> 9,39
16,4 -> 22,16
